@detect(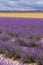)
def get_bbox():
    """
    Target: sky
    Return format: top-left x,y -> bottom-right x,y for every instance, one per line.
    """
0,0 -> 43,11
